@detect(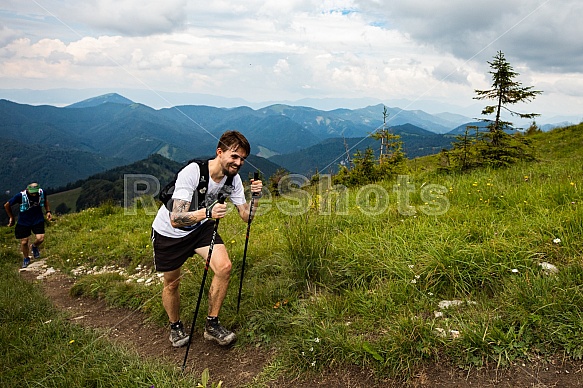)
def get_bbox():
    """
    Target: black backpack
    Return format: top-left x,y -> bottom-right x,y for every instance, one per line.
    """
159,159 -> 234,211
